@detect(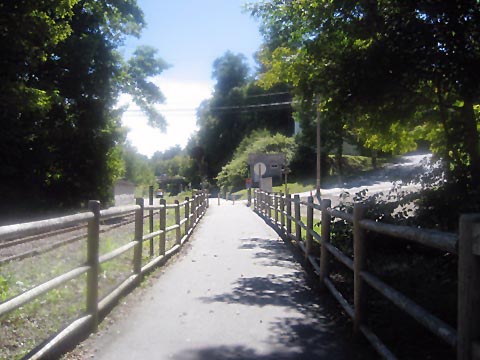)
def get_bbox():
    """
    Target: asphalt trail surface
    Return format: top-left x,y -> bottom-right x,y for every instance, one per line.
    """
72,203 -> 373,359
